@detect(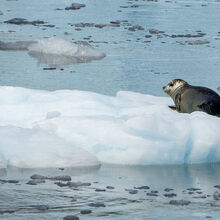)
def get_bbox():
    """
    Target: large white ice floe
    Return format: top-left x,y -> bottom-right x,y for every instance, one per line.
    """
0,37 -> 106,65
0,86 -> 219,168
